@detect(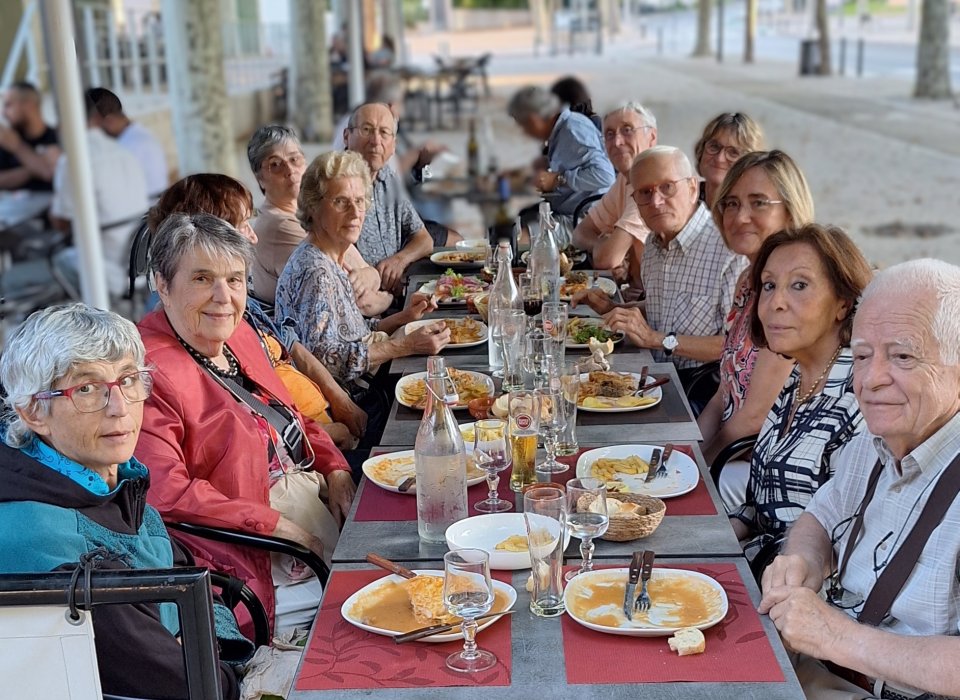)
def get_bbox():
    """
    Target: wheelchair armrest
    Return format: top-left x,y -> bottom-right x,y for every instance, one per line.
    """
709,434 -> 759,488
166,522 -> 330,585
